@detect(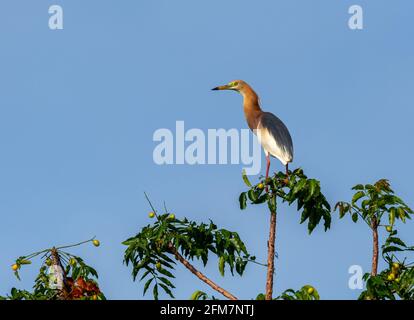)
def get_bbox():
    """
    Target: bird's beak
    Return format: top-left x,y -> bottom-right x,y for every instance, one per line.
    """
211,84 -> 230,91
